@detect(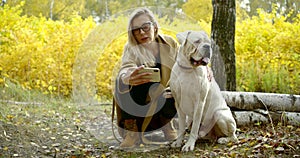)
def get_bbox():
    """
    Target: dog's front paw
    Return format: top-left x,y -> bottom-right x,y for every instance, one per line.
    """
217,137 -> 229,144
171,139 -> 182,148
181,139 -> 196,151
